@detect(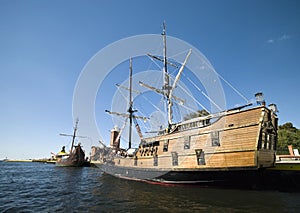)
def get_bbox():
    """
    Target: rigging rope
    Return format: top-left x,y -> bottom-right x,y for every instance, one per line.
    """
183,73 -> 223,111
168,73 -> 211,113
214,72 -> 249,103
